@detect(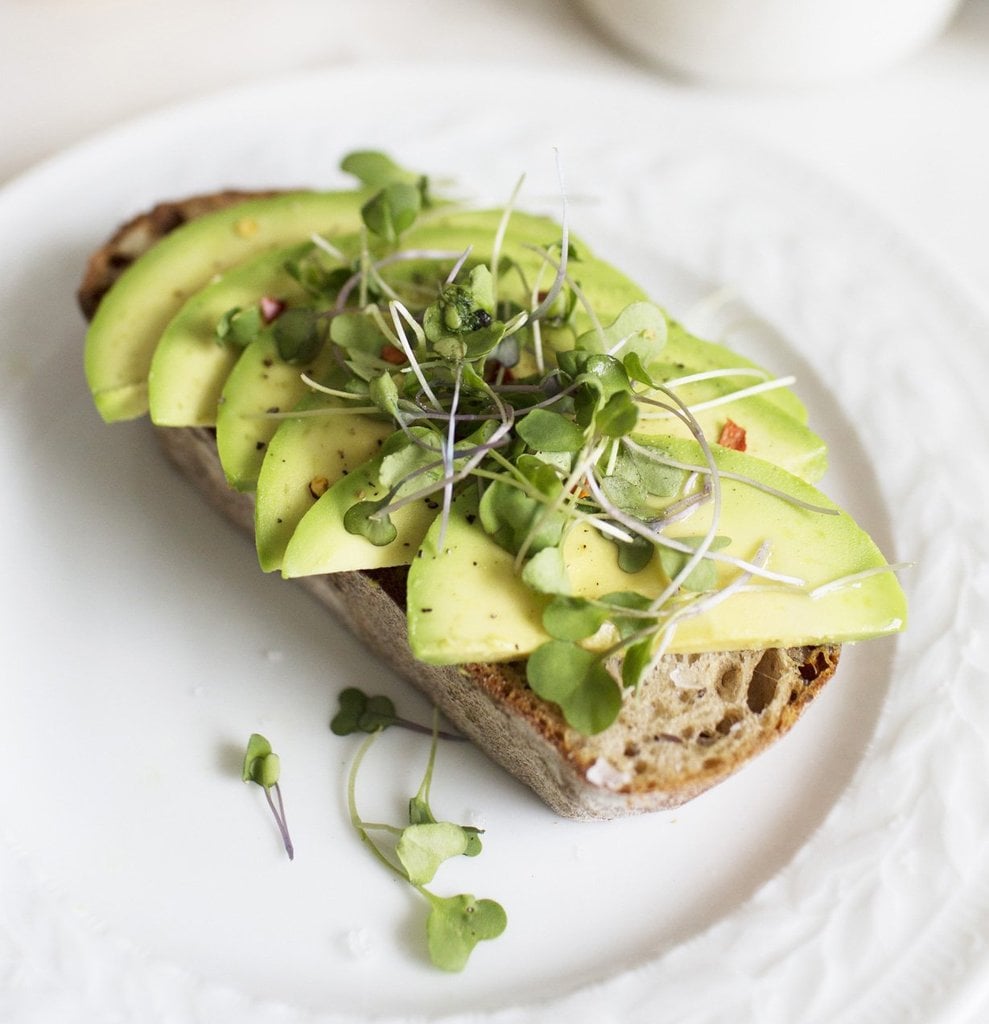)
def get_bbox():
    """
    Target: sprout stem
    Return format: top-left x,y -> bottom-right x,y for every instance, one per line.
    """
264,783 -> 294,861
